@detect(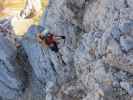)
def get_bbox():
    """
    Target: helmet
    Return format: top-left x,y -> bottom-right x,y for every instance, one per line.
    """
42,28 -> 49,36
